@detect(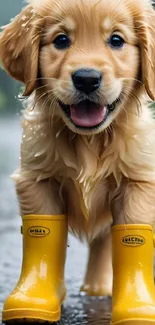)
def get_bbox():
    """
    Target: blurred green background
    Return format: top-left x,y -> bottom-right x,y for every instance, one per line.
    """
0,0 -> 23,114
